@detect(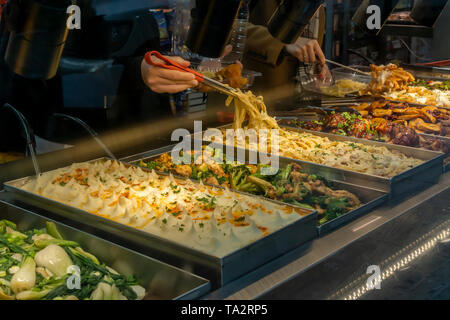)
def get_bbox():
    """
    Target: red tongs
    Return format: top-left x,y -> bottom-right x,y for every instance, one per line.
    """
144,51 -> 238,97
